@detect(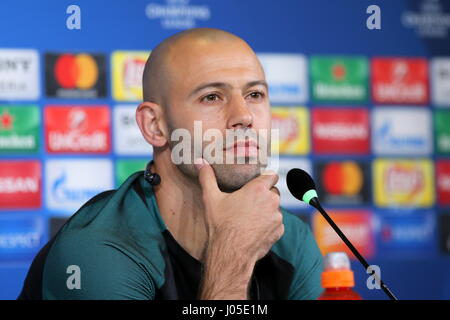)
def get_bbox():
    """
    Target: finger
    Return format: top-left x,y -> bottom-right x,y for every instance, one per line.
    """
195,158 -> 220,196
246,170 -> 279,191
